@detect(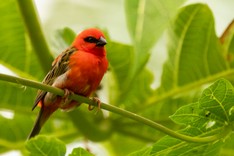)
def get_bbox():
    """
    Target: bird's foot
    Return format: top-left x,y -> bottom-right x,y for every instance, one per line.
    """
88,97 -> 101,111
61,89 -> 74,107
